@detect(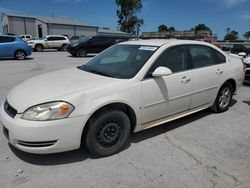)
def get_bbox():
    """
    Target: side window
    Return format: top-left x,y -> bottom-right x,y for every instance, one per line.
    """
46,37 -> 54,41
213,49 -> 226,64
149,45 -> 189,75
189,45 -> 216,68
0,36 -> 15,43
